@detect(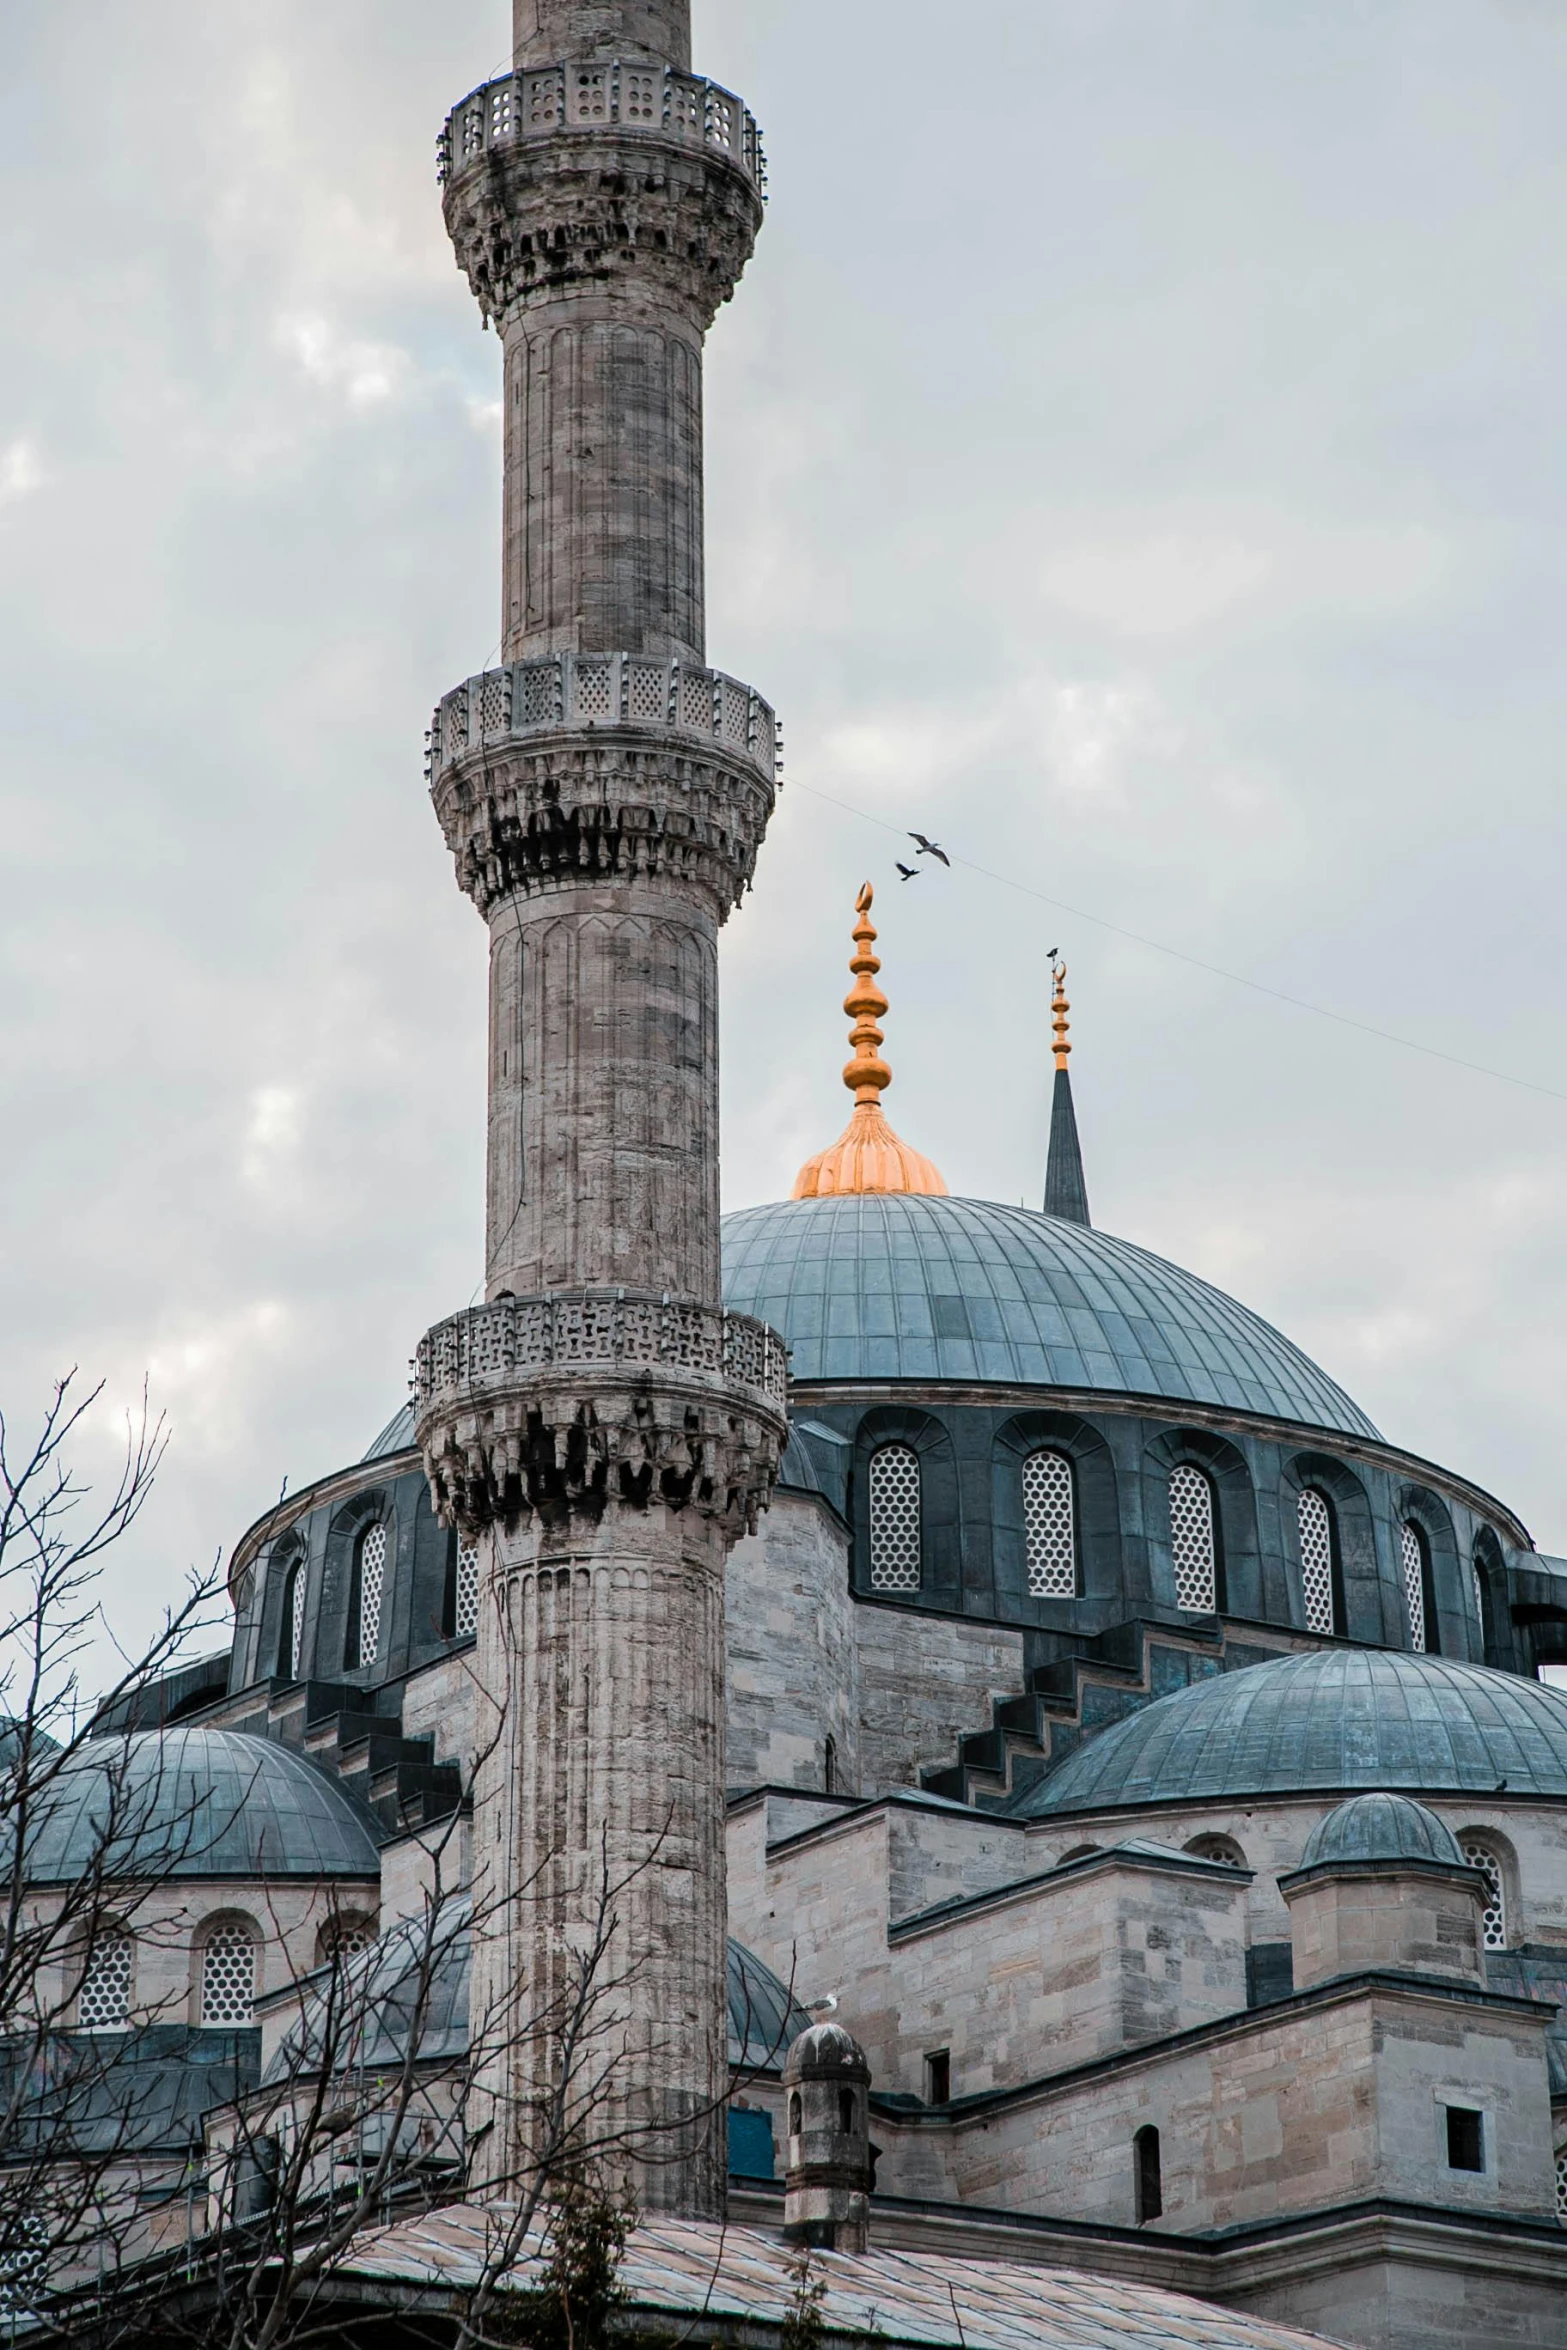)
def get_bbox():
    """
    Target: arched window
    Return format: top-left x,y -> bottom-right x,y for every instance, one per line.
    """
200,1925 -> 257,2026
78,1933 -> 132,2031
1555,2142 -> 1567,2221
1022,1450 -> 1077,1599
277,1557 -> 305,1681
1134,2124 -> 1162,2224
867,1445 -> 921,1592
454,1536 -> 480,1638
1297,1488 -> 1338,1636
1400,1521 -> 1430,1654
1472,1549 -> 1497,1660
788,2092 -> 802,2137
1185,1835 -> 1246,1869
1168,1465 -> 1217,1611
317,1914 -> 377,1969
352,1521 -> 388,1667
1460,1839 -> 1507,1951
823,1735 -> 838,1796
